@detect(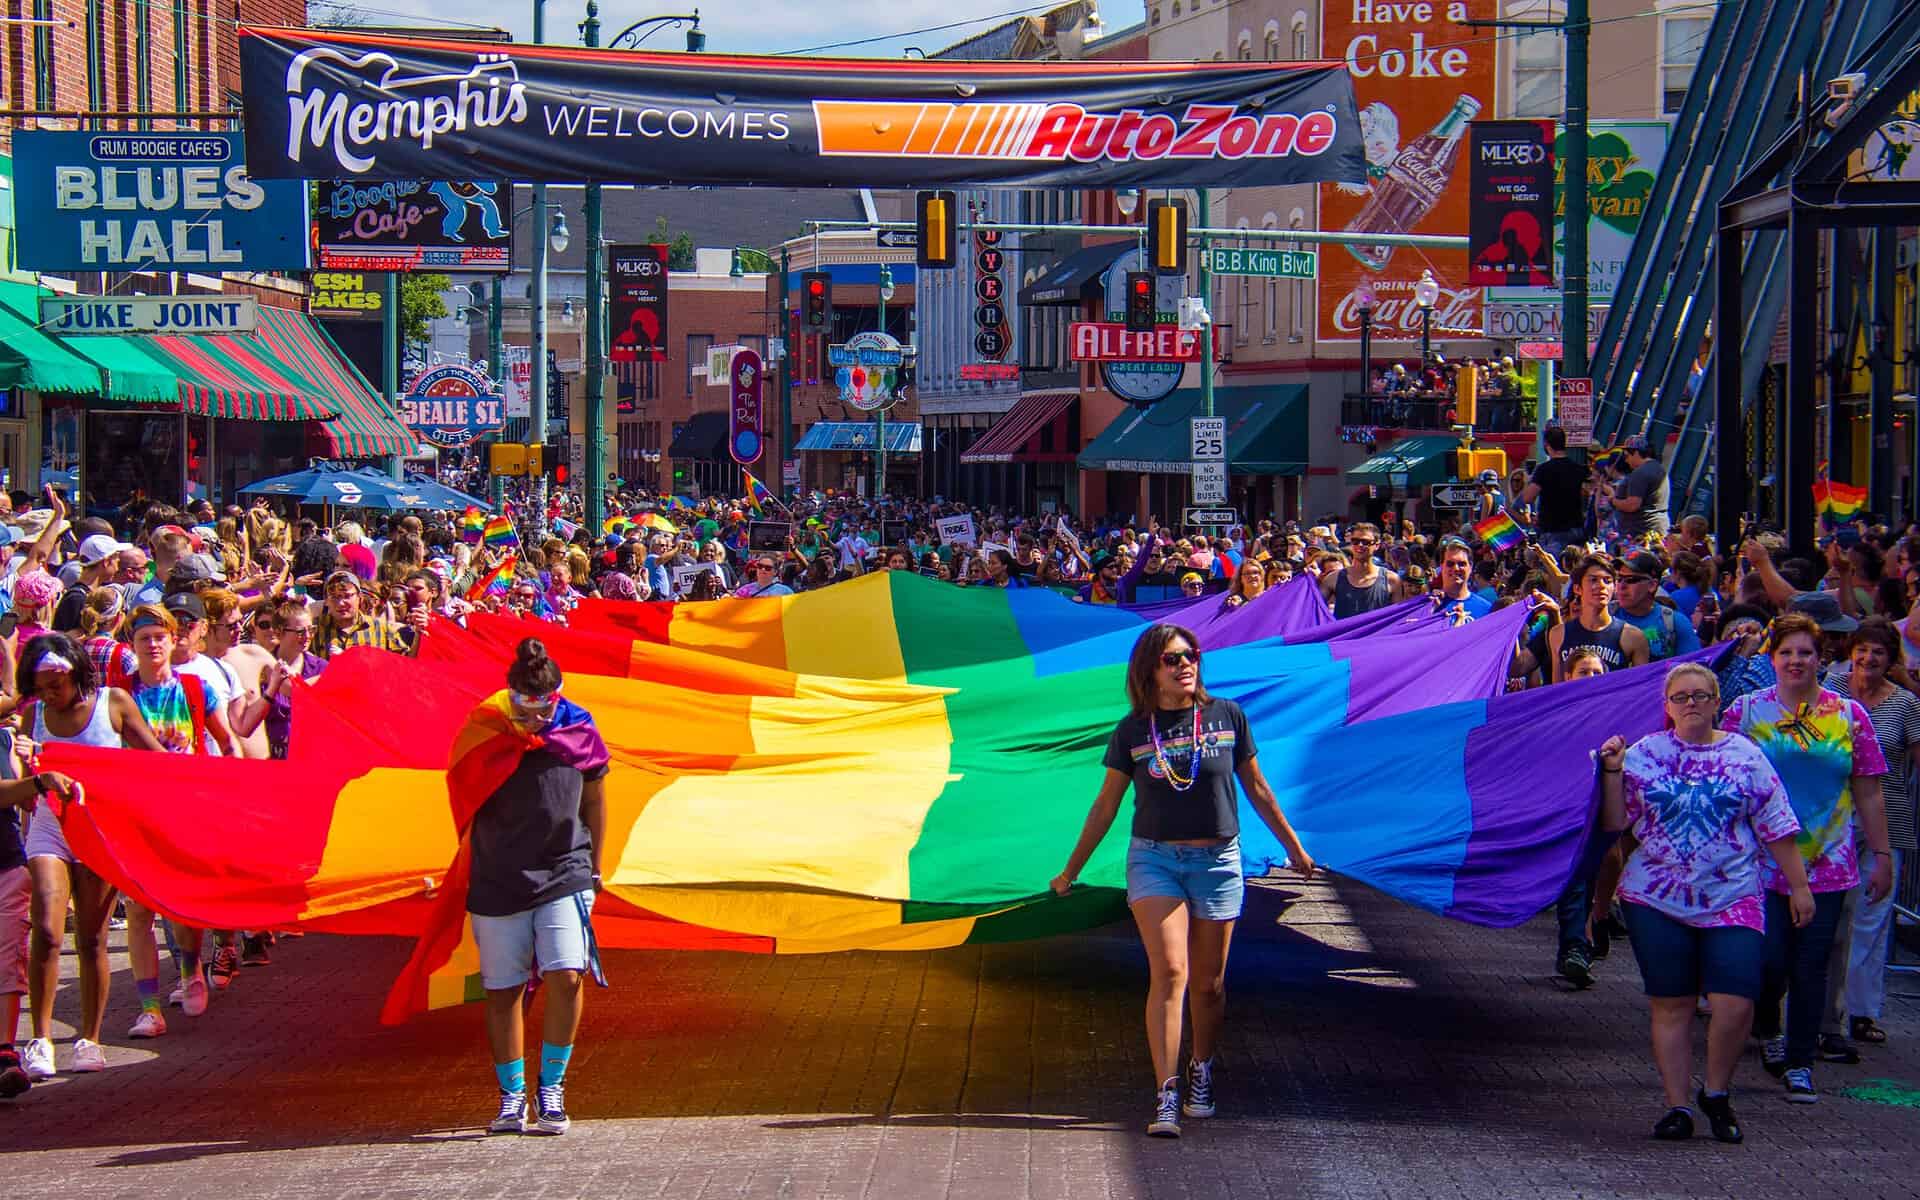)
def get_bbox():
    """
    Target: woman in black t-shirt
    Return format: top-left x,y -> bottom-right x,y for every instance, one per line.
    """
1051,623 -> 1316,1139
